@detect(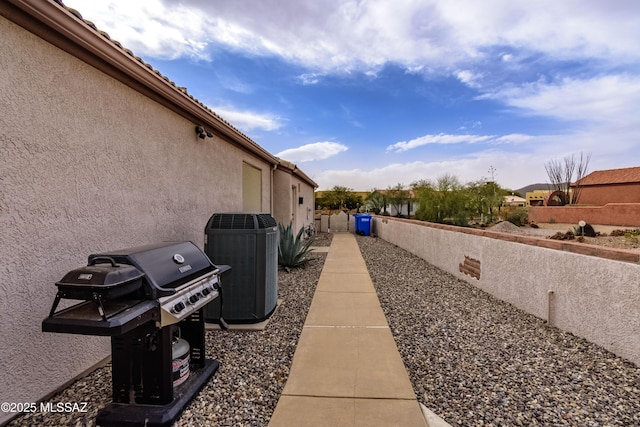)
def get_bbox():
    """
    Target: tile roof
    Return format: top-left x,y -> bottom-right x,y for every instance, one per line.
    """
574,166 -> 640,186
